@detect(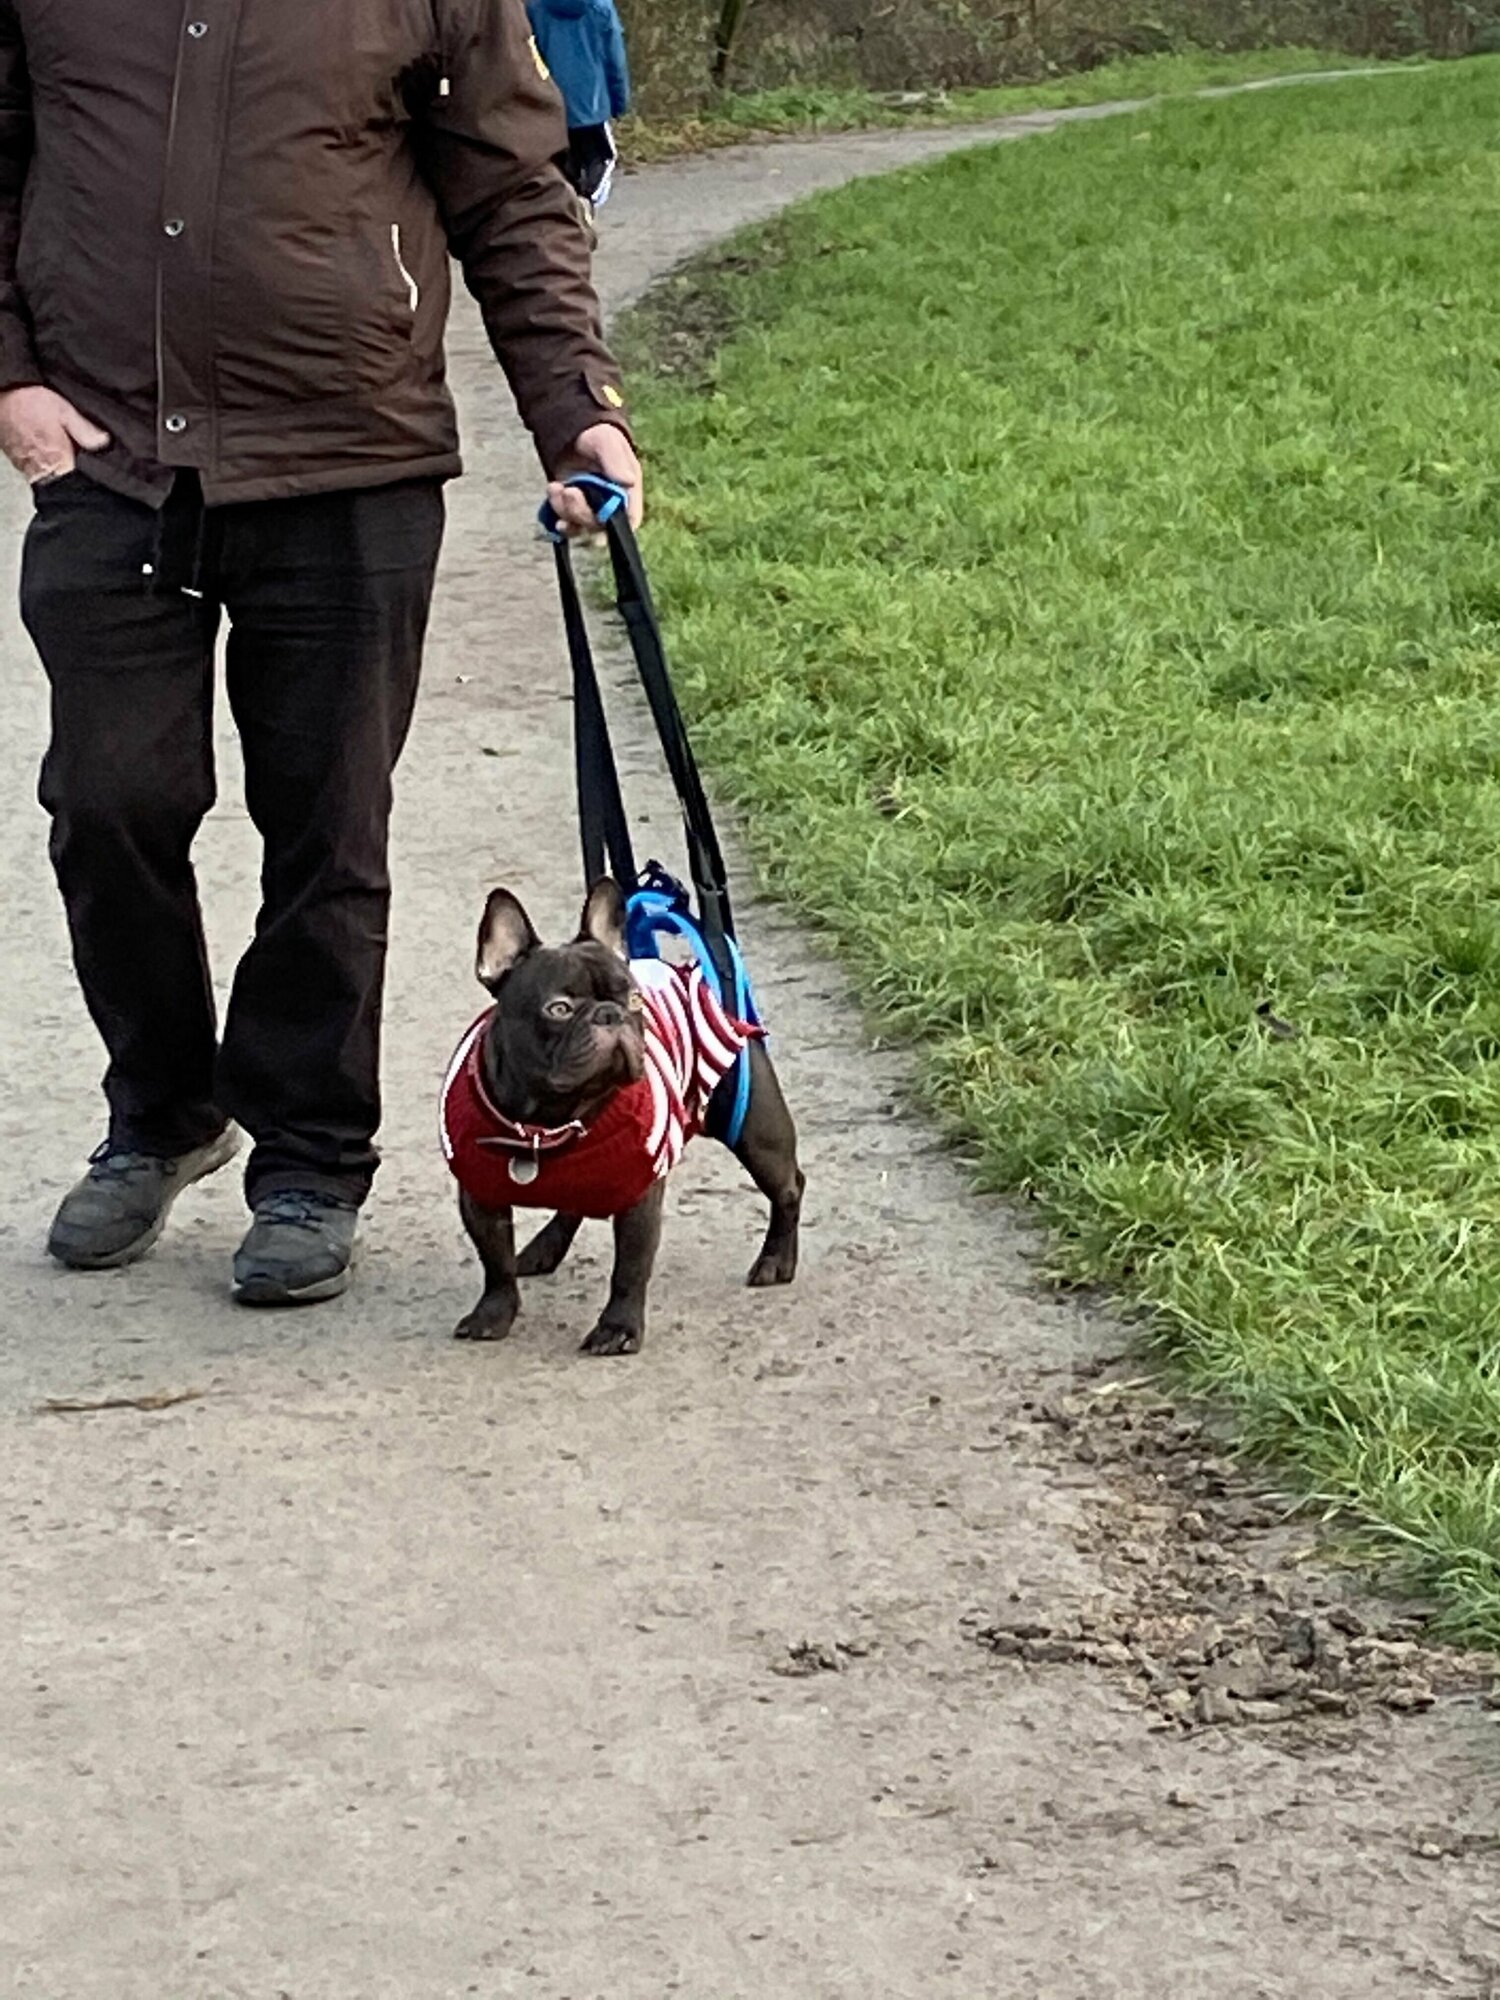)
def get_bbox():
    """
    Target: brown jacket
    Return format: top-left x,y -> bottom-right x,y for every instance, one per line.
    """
0,0 -> 629,504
